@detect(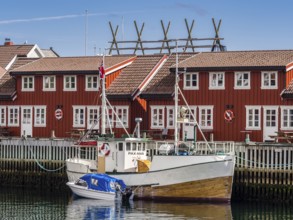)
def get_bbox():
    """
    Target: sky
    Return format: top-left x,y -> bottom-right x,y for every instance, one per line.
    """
0,0 -> 292,57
